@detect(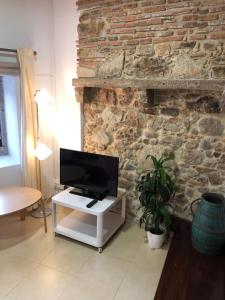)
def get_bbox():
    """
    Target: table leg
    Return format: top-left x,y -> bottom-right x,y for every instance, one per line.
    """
20,209 -> 26,221
97,214 -> 103,247
40,198 -> 47,233
122,197 -> 126,221
52,202 -> 56,231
